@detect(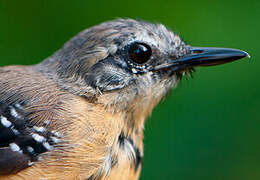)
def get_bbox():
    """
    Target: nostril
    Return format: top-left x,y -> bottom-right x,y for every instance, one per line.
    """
192,50 -> 204,54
